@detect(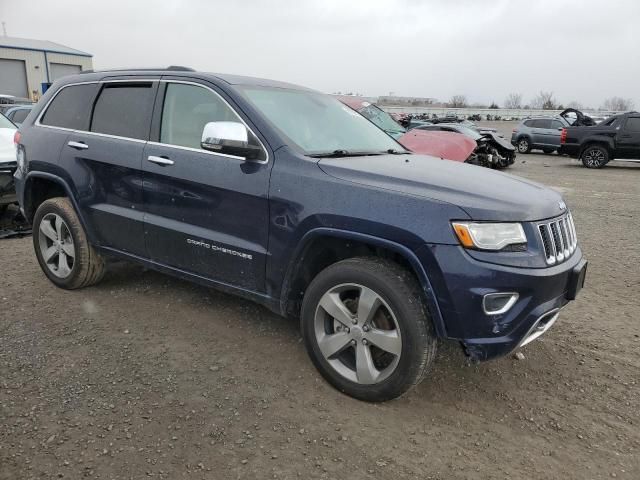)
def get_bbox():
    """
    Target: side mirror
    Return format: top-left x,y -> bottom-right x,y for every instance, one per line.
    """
201,121 -> 263,160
